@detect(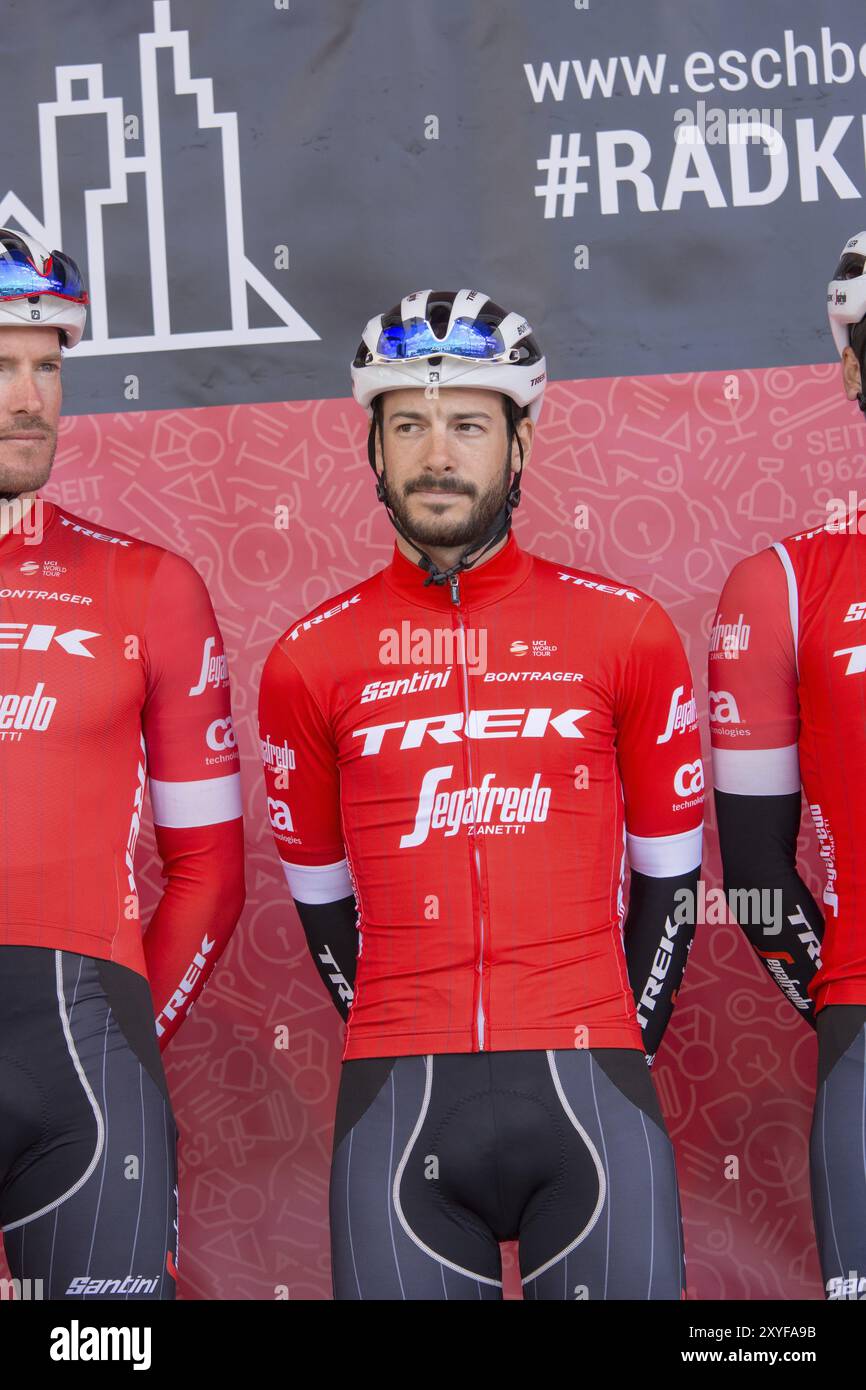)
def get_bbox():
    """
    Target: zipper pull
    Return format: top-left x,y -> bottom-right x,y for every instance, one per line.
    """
449,574 -> 460,606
